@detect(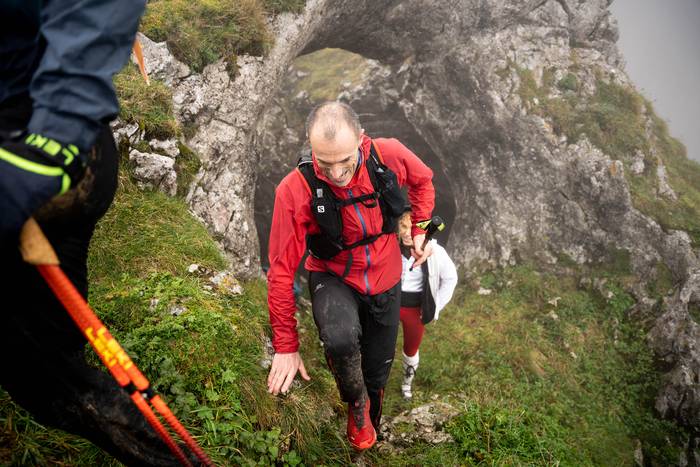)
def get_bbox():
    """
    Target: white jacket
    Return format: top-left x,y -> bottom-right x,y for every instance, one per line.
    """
402,239 -> 458,321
